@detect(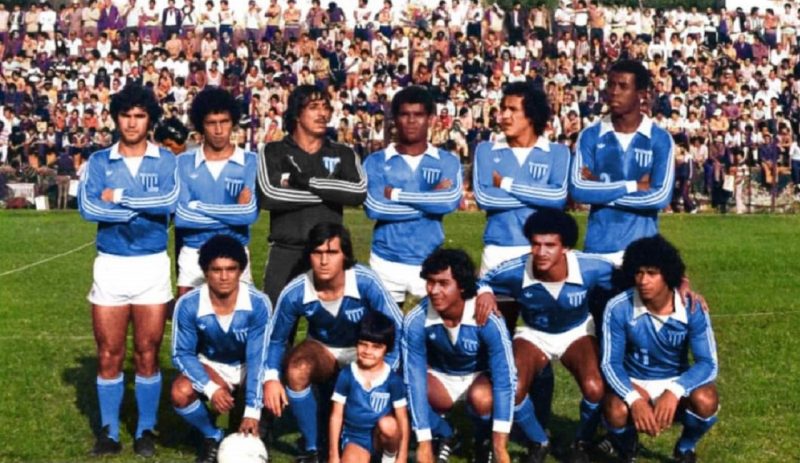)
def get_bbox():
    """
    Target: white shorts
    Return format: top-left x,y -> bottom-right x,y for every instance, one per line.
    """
630,377 -> 681,404
479,244 -> 530,276
177,245 -> 253,288
199,354 -> 245,391
321,343 -> 358,368
428,369 -> 483,404
513,316 -> 595,361
592,251 -> 625,268
369,252 -> 426,303
88,252 -> 173,306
